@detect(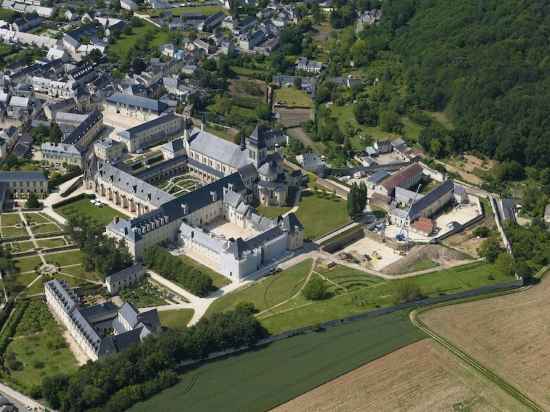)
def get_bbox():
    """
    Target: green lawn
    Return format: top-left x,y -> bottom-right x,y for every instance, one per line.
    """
108,23 -> 170,61
159,309 -> 194,330
149,5 -> 225,16
0,226 -> 28,238
120,279 -> 168,308
0,8 -> 16,20
13,256 -> 42,273
35,237 -> 67,249
31,223 -> 62,236
55,197 -> 128,226
205,259 -> 313,317
24,213 -> 50,224
58,264 -> 102,283
45,250 -> 84,267
2,272 -> 40,296
7,241 -> 35,253
295,191 -> 350,240
129,310 -> 424,412
5,301 -> 78,393
274,87 -> 313,108
256,205 -> 292,219
407,258 -> 440,273
260,261 -> 512,334
0,213 -> 21,226
179,255 -> 231,289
